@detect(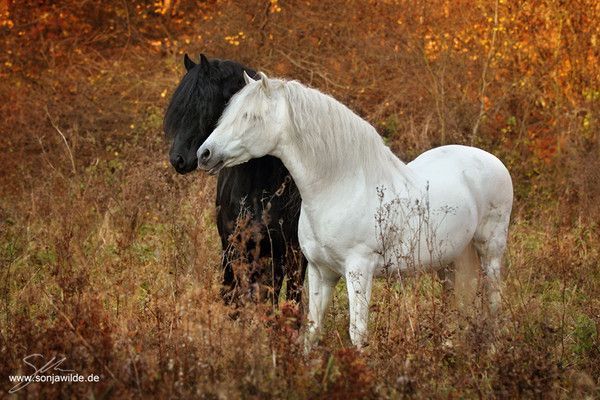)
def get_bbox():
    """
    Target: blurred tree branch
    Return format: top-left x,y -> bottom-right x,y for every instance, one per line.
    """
472,0 -> 499,144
